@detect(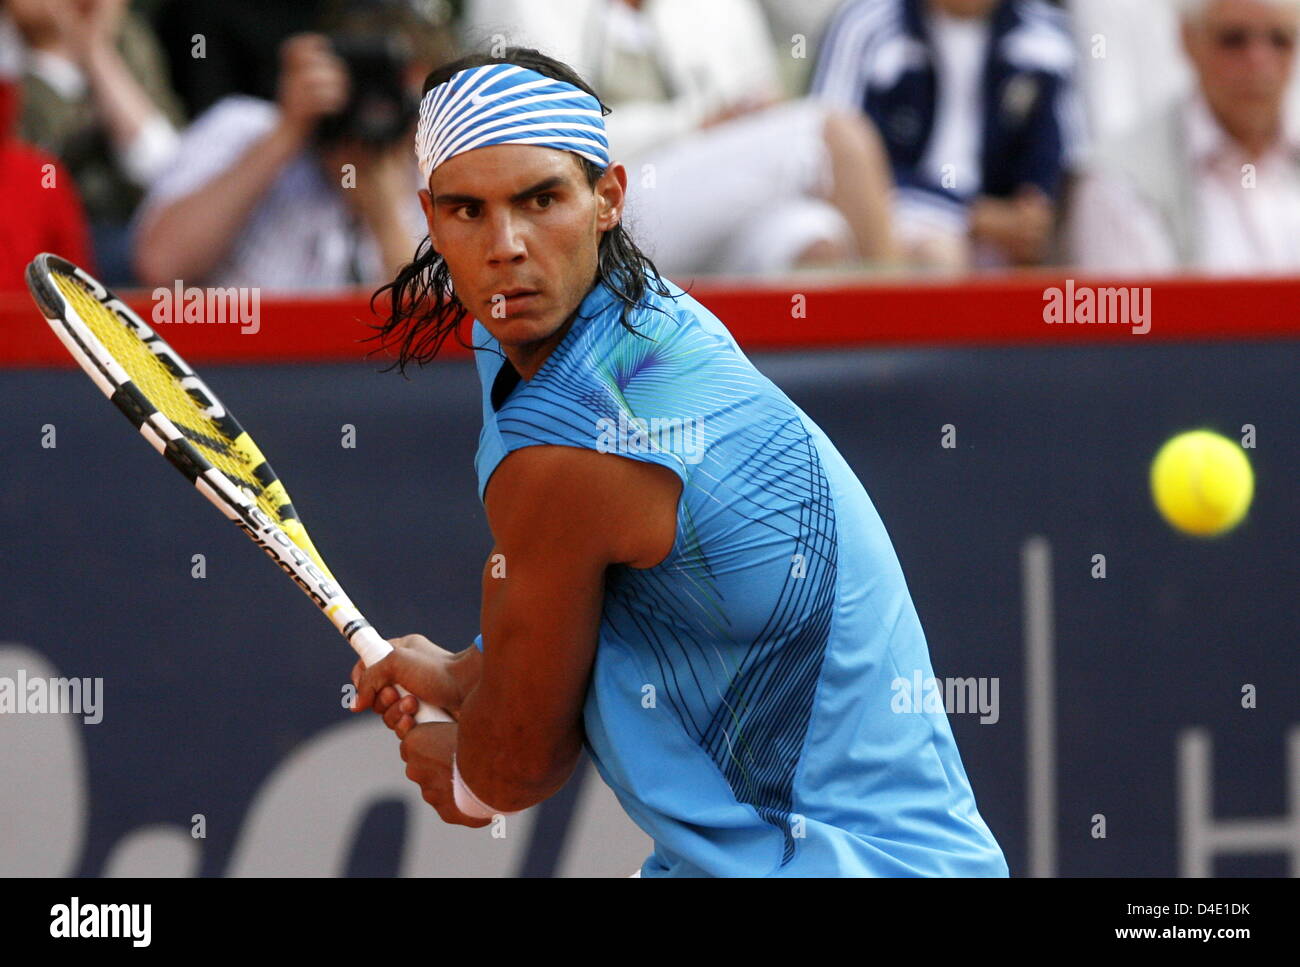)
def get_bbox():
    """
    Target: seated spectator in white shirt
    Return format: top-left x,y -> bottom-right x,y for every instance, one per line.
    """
461,0 -> 898,278
1068,0 -> 1300,275
133,13 -> 452,293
